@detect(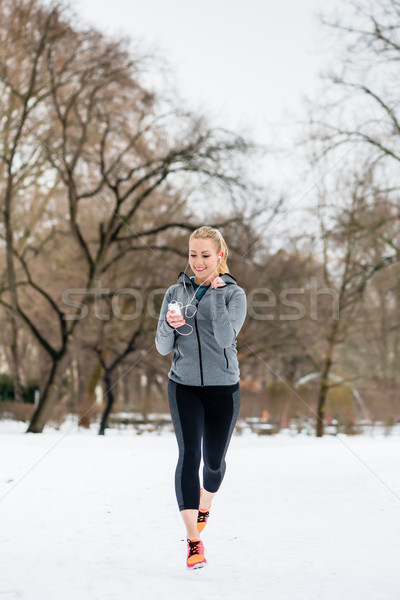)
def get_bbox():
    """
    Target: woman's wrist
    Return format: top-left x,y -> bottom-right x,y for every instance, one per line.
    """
165,315 -> 175,329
